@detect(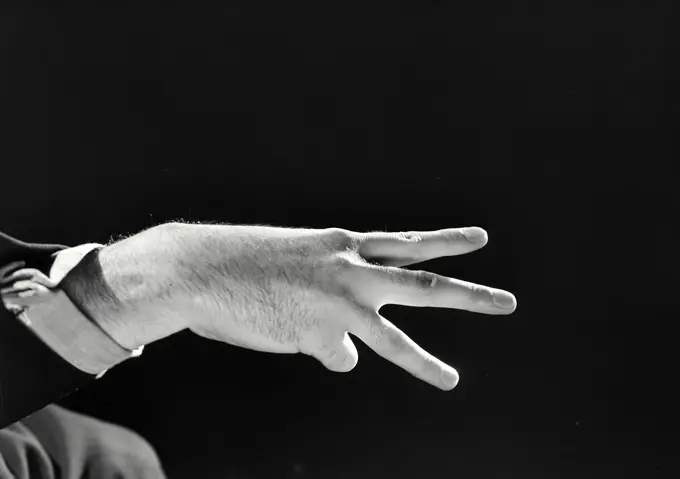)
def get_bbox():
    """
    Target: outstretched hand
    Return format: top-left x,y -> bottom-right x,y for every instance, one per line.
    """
185,225 -> 517,391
